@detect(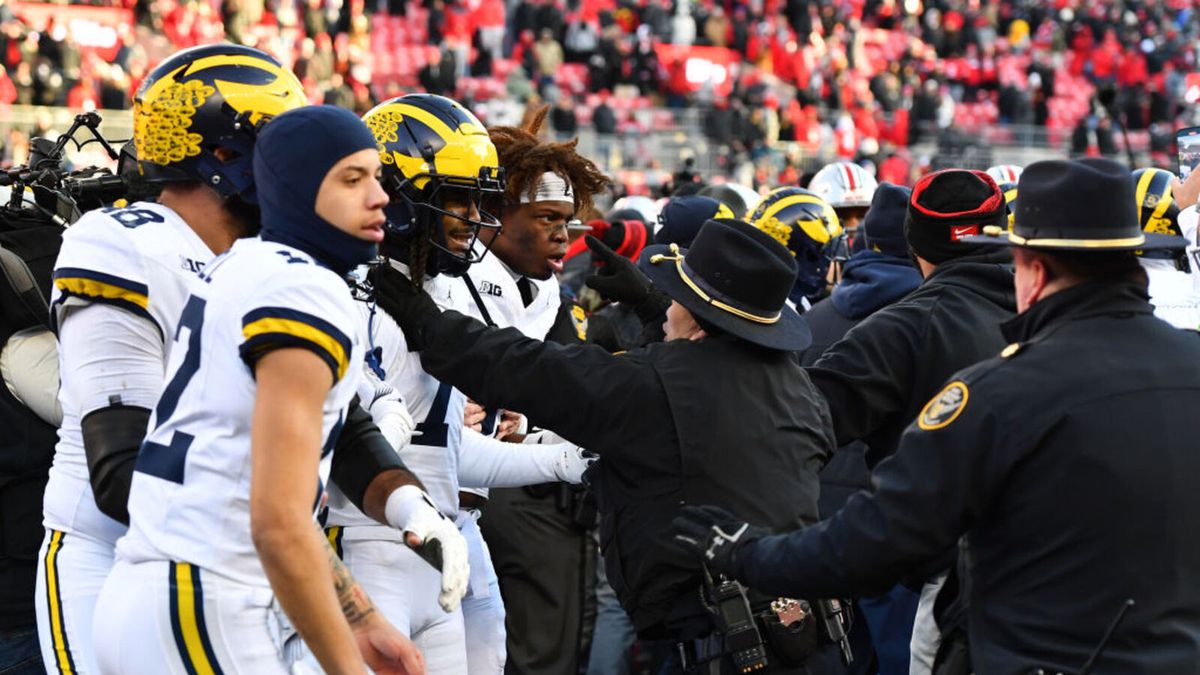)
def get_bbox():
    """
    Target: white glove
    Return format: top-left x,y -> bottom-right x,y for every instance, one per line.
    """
358,369 -> 417,450
373,395 -> 417,450
384,485 -> 469,613
555,446 -> 598,484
